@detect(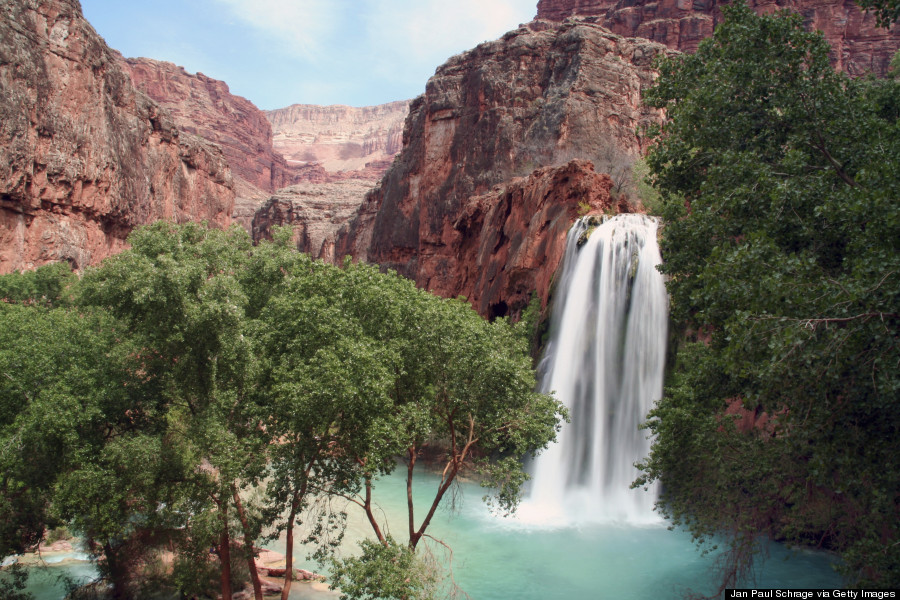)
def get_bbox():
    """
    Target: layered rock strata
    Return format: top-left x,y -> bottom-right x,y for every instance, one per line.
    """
338,20 -> 672,318
251,180 -> 375,263
0,0 -> 234,273
122,57 -> 293,192
266,102 -> 407,177
437,160 -> 616,320
536,0 -> 900,76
